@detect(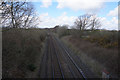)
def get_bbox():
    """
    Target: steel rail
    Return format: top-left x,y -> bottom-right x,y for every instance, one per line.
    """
52,35 -> 77,78
54,36 -> 87,80
50,35 -> 65,79
49,36 -> 55,79
45,41 -> 48,78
